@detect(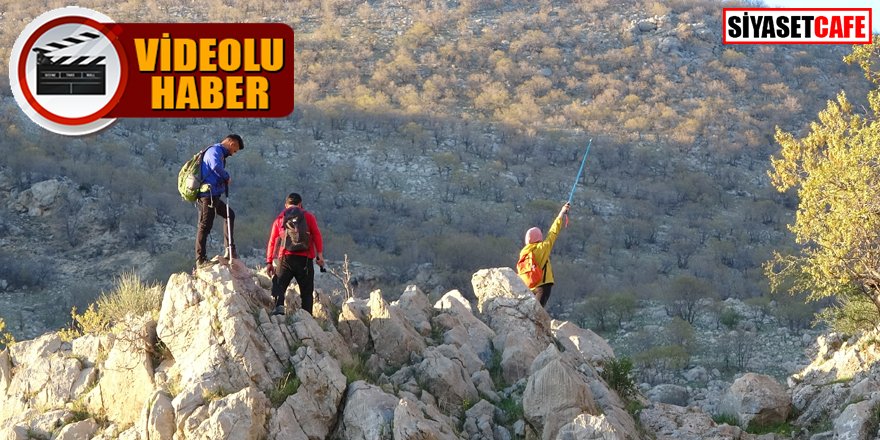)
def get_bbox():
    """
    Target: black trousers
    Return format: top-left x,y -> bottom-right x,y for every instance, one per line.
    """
272,255 -> 315,315
534,283 -> 553,308
196,195 -> 235,261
